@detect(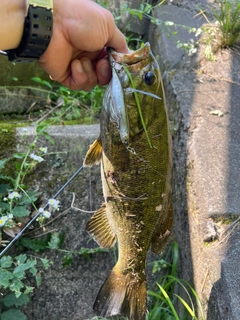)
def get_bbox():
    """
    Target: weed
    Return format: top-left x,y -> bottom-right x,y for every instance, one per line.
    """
30,77 -> 105,122
213,0 -> 240,47
147,242 -> 205,320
